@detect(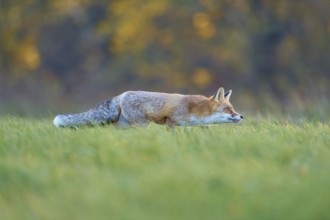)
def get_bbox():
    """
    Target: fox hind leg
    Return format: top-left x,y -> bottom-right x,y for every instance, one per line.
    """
115,114 -> 131,127
120,107 -> 150,126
